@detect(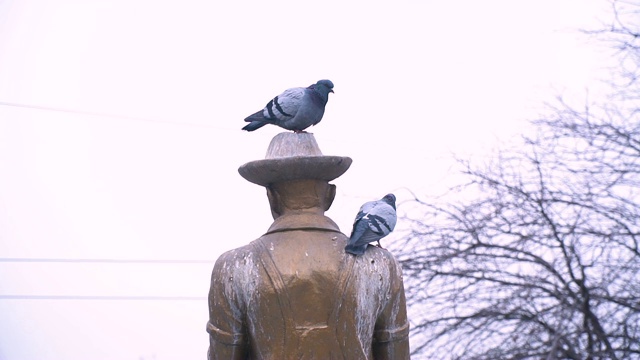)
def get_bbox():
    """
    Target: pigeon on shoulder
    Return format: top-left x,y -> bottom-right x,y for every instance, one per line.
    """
242,79 -> 334,133
345,194 -> 397,256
